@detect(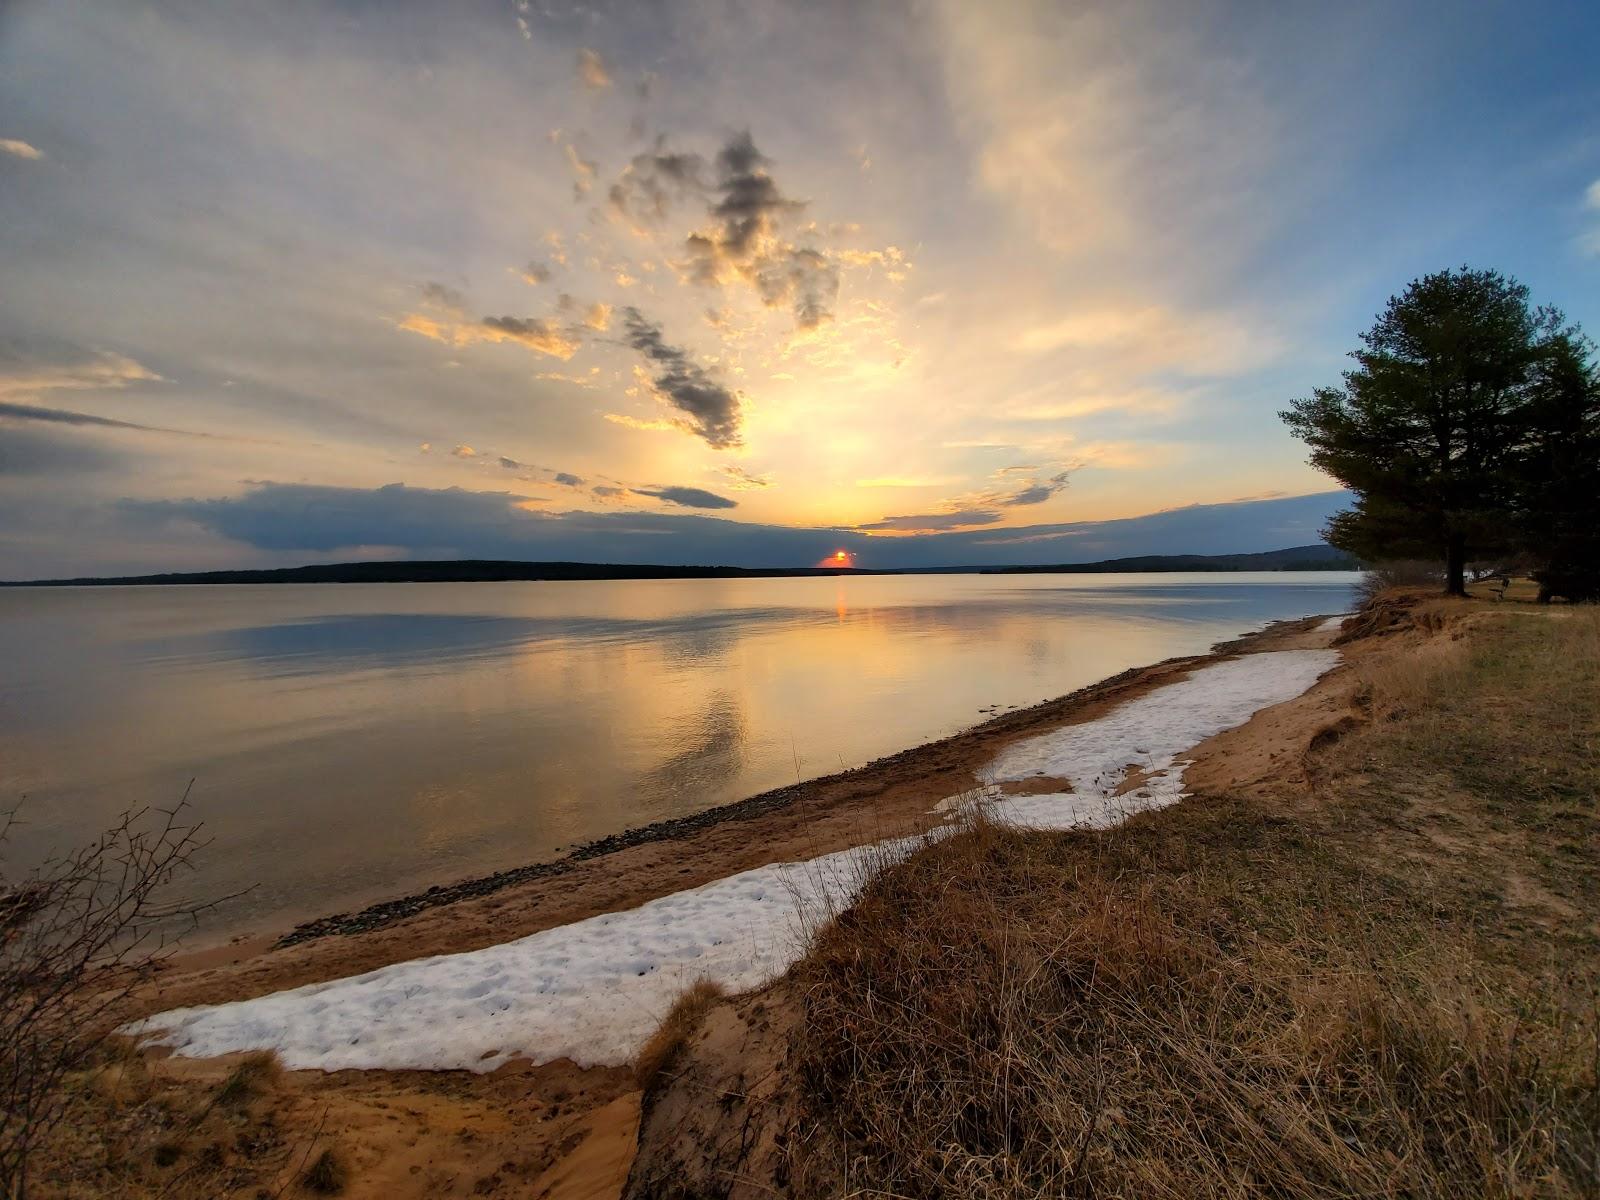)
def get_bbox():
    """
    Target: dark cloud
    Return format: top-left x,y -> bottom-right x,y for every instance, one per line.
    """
632,485 -> 738,510
0,400 -> 159,432
681,132 -> 838,330
478,315 -> 580,358
608,140 -> 708,230
520,261 -> 552,285
118,482 -> 1354,570
553,472 -> 583,486
420,281 -> 466,312
620,307 -> 742,449
498,456 -> 521,469
591,485 -> 624,498
1002,471 -> 1071,506
855,509 -> 1004,532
